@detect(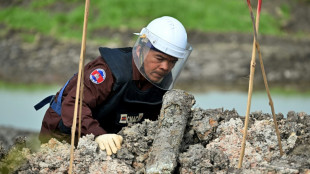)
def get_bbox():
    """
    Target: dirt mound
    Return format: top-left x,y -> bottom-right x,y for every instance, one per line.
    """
1,90 -> 309,173
1,31 -> 310,91
0,0 -> 310,90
